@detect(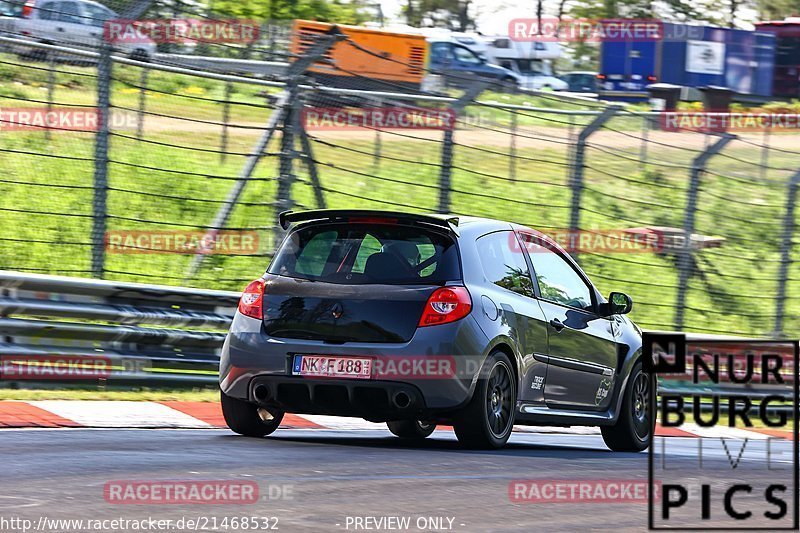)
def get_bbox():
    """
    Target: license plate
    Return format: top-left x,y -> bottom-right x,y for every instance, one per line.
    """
292,355 -> 373,379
